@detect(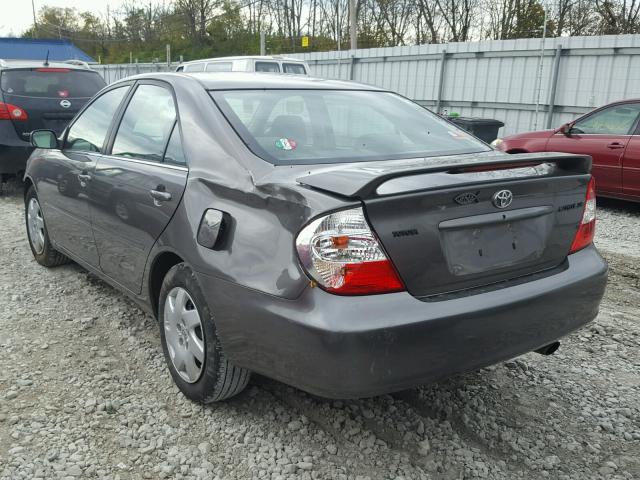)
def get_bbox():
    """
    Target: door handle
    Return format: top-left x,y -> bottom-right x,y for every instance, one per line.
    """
77,173 -> 92,187
607,142 -> 625,149
150,188 -> 172,203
